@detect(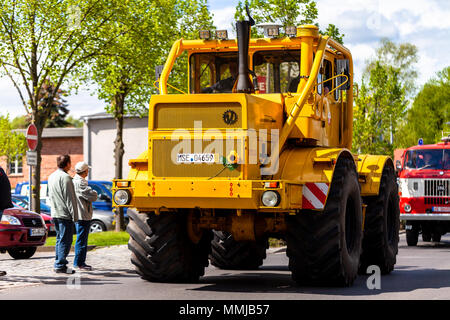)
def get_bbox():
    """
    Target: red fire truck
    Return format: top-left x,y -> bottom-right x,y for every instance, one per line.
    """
397,137 -> 450,246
